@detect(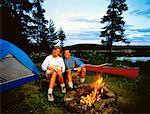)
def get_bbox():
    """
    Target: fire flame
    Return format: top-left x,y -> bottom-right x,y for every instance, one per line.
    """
80,74 -> 105,107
